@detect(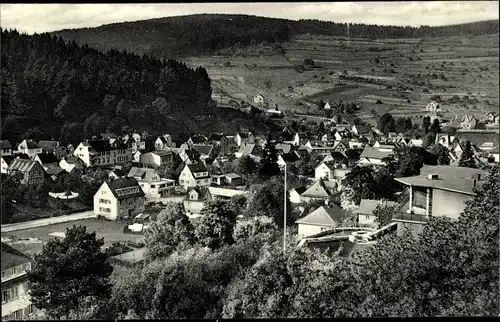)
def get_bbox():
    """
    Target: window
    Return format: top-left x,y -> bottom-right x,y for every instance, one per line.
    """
14,309 -> 22,319
102,191 -> 106,195
2,290 -> 8,303
12,267 -> 17,276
